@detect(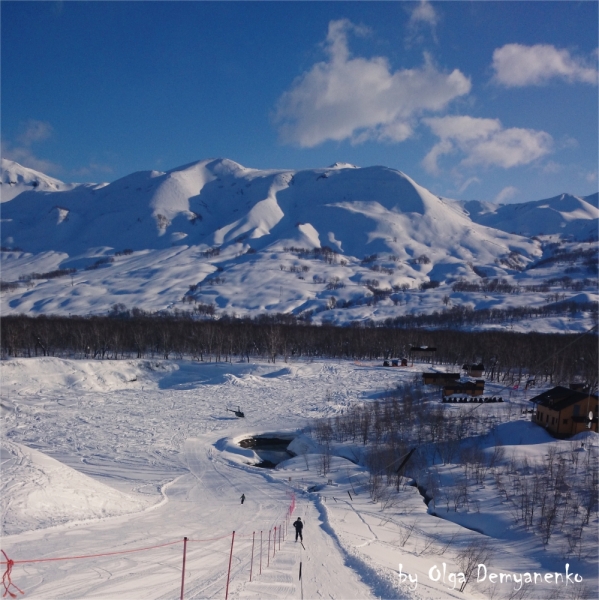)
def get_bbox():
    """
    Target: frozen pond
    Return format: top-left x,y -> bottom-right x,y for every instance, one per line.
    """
238,434 -> 296,468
